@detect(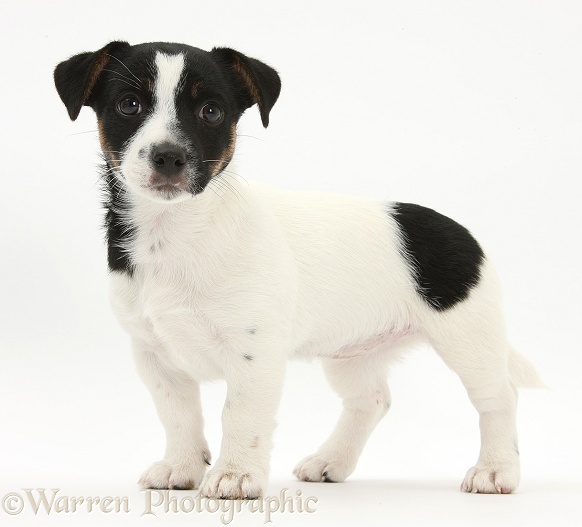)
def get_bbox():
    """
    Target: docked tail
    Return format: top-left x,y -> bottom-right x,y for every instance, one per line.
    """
508,346 -> 545,388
